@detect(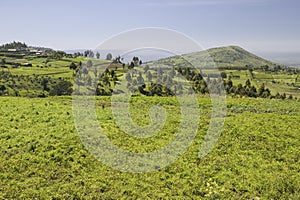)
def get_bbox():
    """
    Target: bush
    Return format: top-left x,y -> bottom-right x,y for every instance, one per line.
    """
49,80 -> 73,96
